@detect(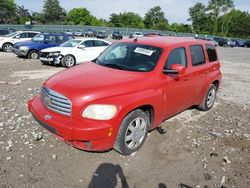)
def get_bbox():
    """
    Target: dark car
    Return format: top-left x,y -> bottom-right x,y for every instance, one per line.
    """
213,37 -> 235,47
111,31 -> 123,40
244,40 -> 250,47
232,39 -> 245,47
84,29 -> 96,37
12,33 -> 73,59
0,28 -> 15,36
96,31 -> 107,39
144,32 -> 161,37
